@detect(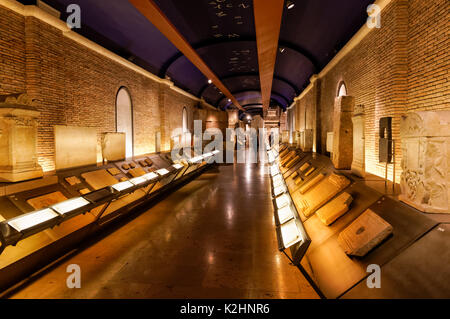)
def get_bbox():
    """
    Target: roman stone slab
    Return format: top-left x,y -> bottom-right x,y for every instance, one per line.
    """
399,110 -> 450,214
0,94 -> 43,182
81,169 -> 119,190
101,132 -> 126,162
332,96 -> 354,169
296,173 -> 350,217
54,125 -> 97,170
299,173 -> 326,194
316,192 -> 353,226
338,209 -> 393,257
27,191 -> 68,210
